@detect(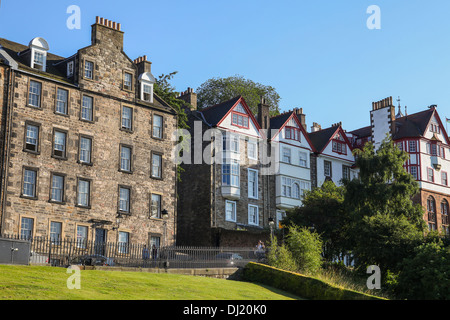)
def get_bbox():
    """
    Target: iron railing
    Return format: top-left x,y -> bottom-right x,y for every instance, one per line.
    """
1,235 -> 265,269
